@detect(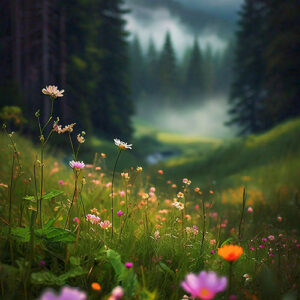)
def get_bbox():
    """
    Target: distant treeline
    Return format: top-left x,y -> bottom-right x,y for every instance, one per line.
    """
228,0 -> 300,134
129,33 -> 234,107
0,0 -> 133,139
1,0 -> 299,138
